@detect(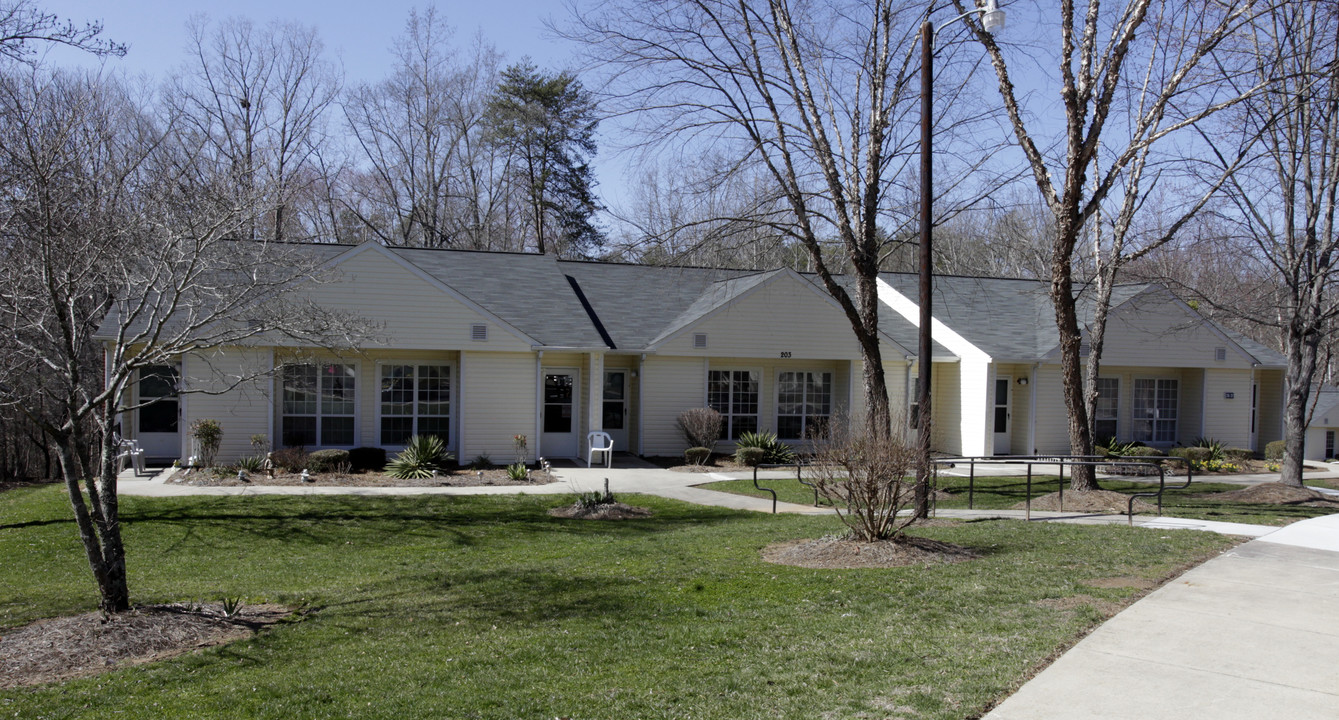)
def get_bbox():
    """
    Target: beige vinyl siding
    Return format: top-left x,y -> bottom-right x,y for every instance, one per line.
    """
656,275 -> 864,360
1032,364 -> 1070,454
462,351 -> 537,462
180,348 -> 272,463
286,249 -> 532,352
1099,292 -> 1255,369
1201,368 -> 1255,448
1257,369 -> 1284,446
642,356 -> 706,456
930,362 -> 962,454
1304,425 -> 1337,460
